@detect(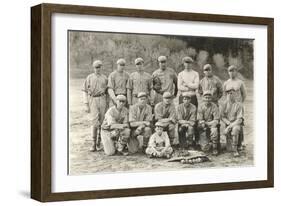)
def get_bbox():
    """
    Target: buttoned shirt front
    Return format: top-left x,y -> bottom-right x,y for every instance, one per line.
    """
197,102 -> 220,122
220,101 -> 244,122
102,106 -> 129,128
129,104 -> 153,122
223,79 -> 247,103
199,75 -> 223,102
127,71 -> 153,95
82,73 -> 107,103
152,67 -> 177,94
107,70 -> 129,95
154,102 -> 177,122
177,103 -> 197,123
